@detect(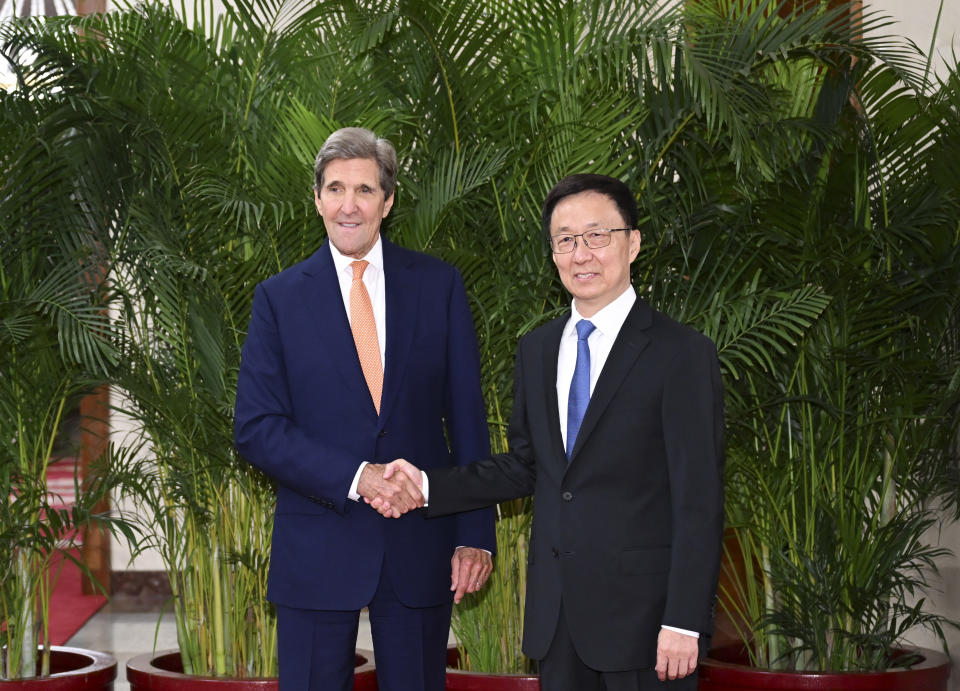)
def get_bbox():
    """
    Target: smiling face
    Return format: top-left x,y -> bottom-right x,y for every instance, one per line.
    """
314,157 -> 394,259
550,190 -> 641,318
